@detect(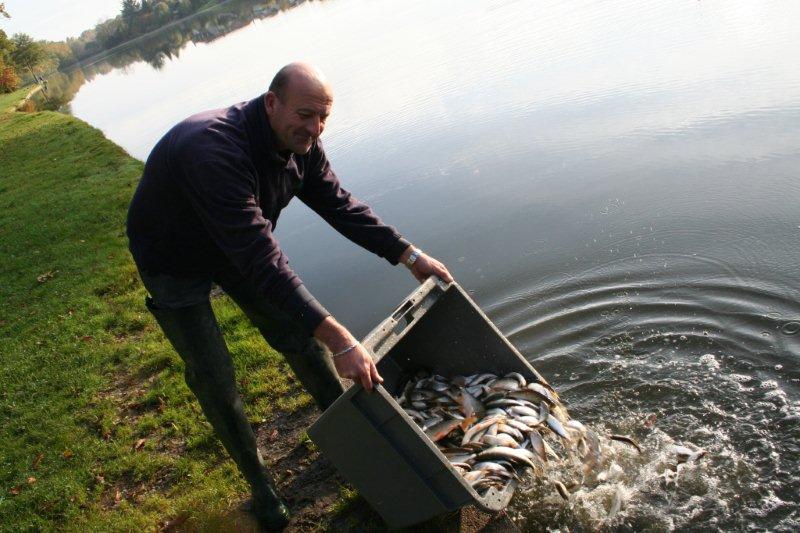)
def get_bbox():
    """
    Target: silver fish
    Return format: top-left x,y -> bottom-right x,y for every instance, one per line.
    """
508,405 -> 539,418
482,434 -> 520,448
462,416 -> 505,446
477,446 -> 537,469
496,423 -> 524,442
467,373 -> 497,386
529,429 -> 547,462
504,371 -> 527,387
488,377 -> 520,392
547,415 -> 570,440
504,418 -> 533,433
421,416 -> 444,431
